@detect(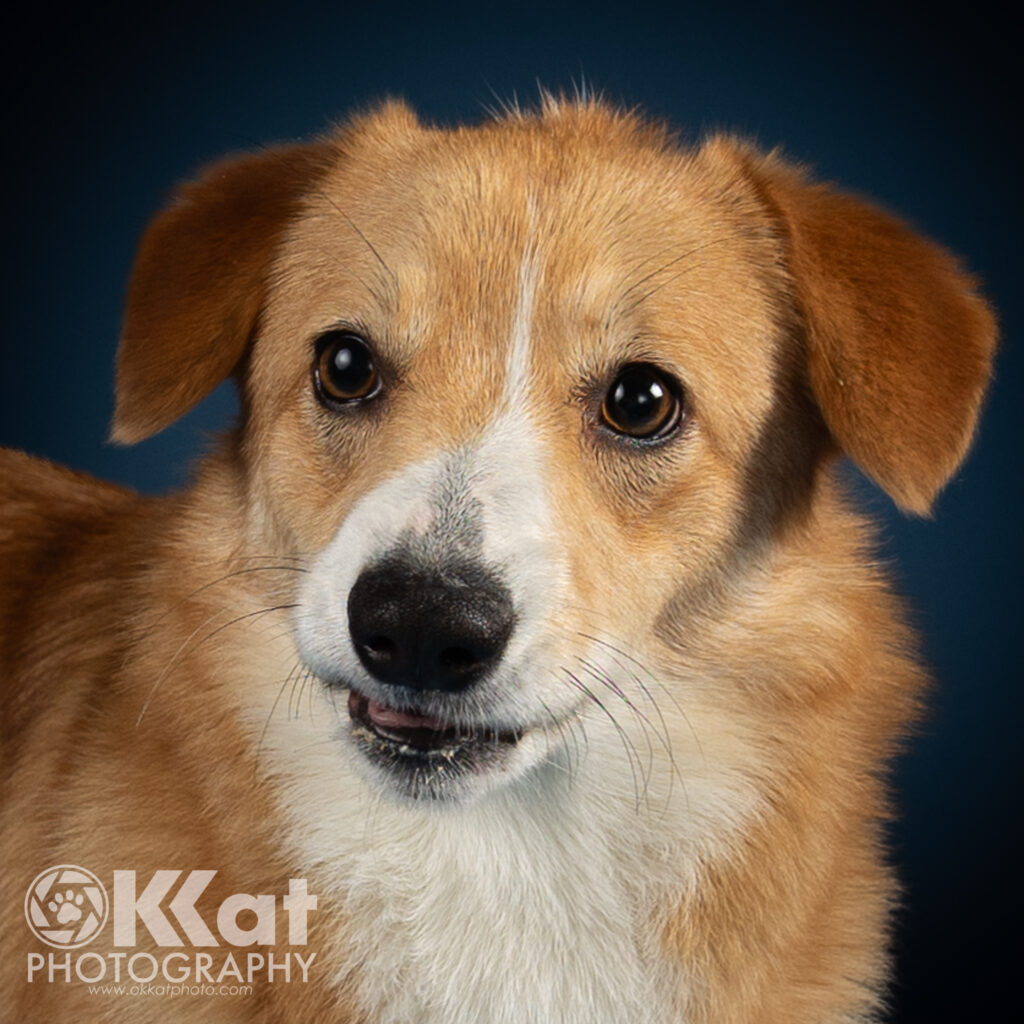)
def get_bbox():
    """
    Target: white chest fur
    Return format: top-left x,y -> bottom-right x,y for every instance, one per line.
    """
268,718 -> 699,1024
328,781 -> 677,1023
